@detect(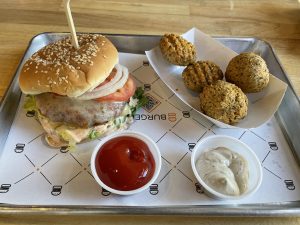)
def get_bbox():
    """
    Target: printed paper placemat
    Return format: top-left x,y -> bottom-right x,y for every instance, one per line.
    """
0,53 -> 299,206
